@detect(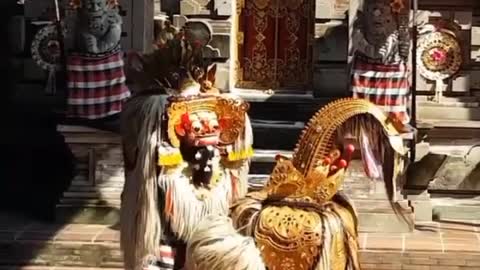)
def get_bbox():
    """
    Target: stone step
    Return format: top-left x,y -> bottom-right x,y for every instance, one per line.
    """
416,95 -> 480,104
417,101 -> 480,108
252,121 -> 303,150
242,93 -> 333,122
61,180 -> 408,209
431,196 -> 480,221
417,104 -> 480,121
58,121 -> 303,150
54,205 -> 412,232
59,155 -> 390,209
60,198 -> 121,207
56,172 -> 413,233
417,119 -> 480,130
